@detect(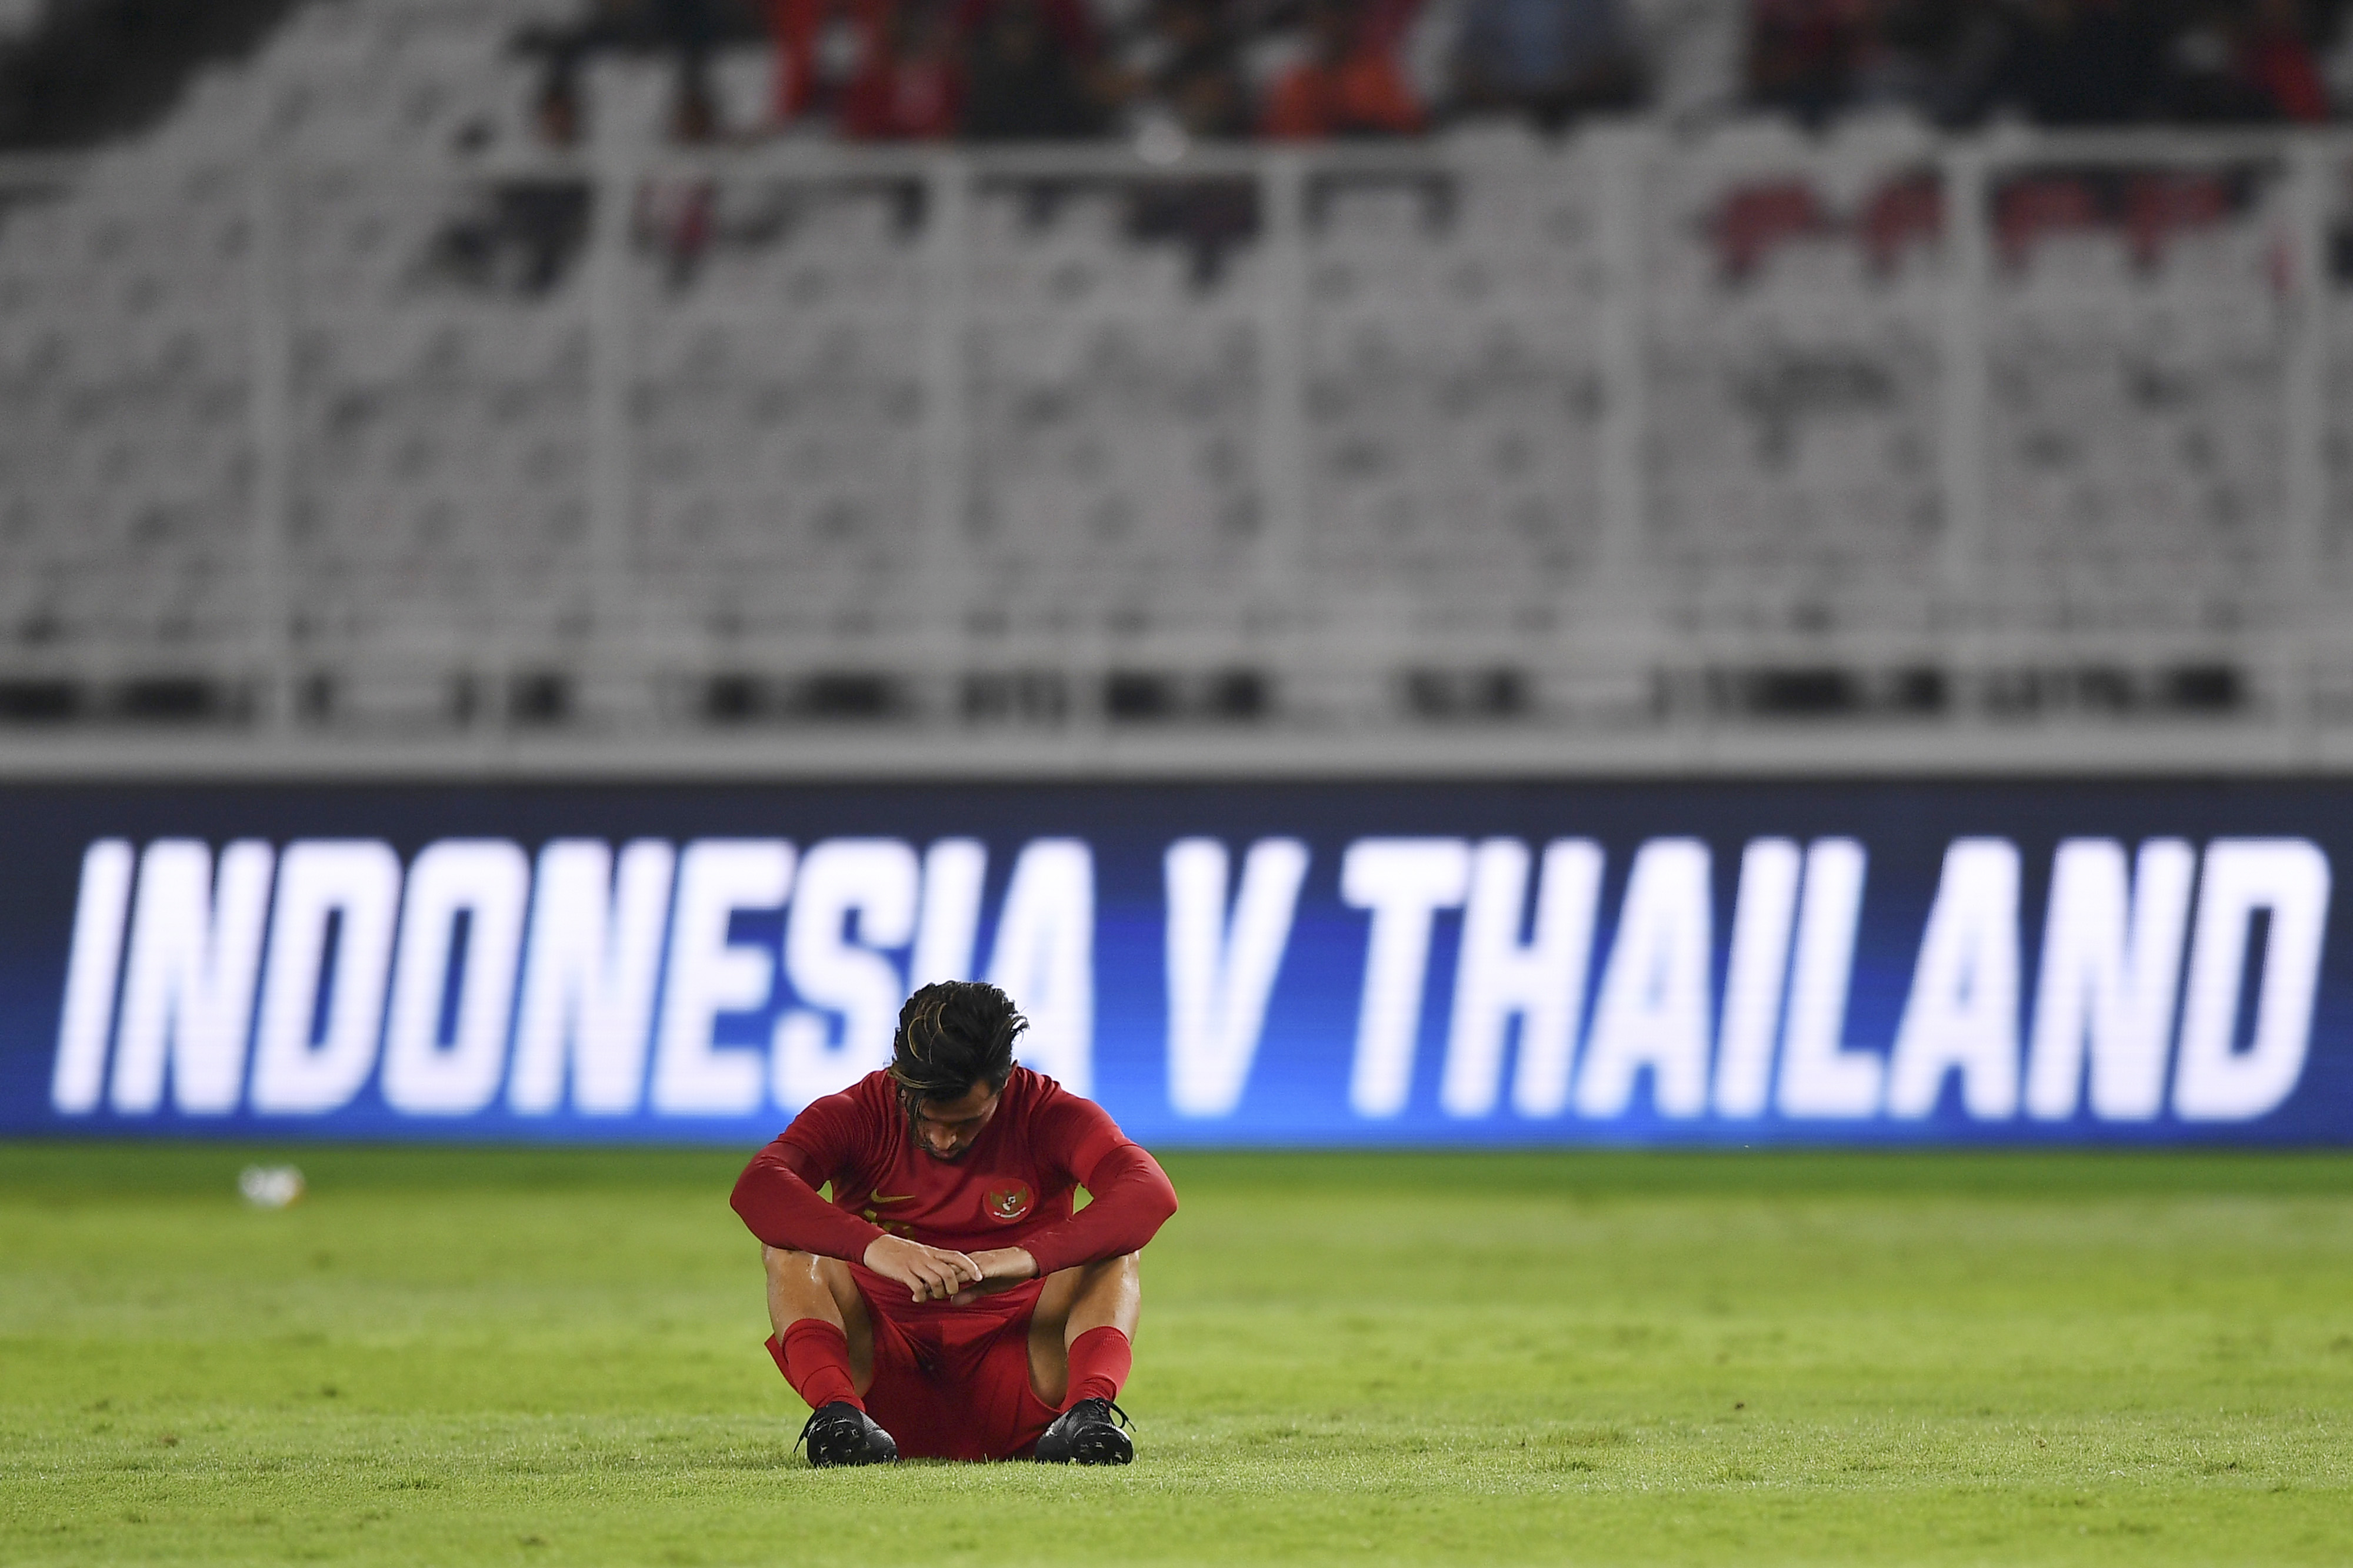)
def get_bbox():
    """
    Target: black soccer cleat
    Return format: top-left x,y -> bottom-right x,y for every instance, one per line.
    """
796,1402 -> 898,1467
1034,1397 -> 1133,1465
